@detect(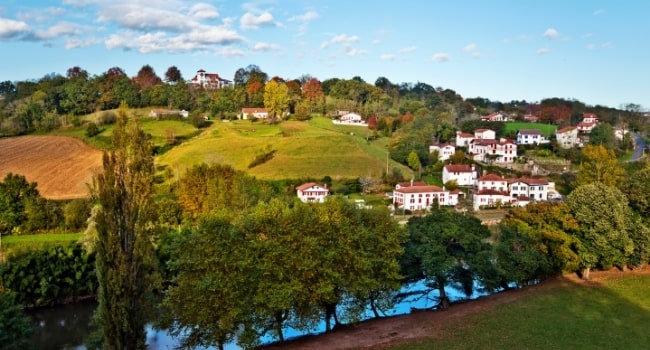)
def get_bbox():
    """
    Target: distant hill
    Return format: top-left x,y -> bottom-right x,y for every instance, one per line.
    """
157,117 -> 412,180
